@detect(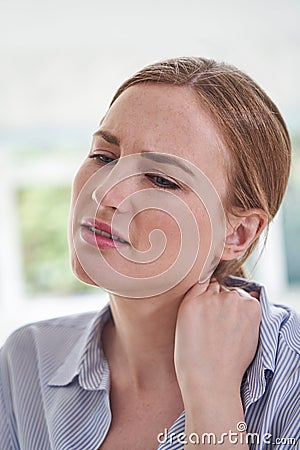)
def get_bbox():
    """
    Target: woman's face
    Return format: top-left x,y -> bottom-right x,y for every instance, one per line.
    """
69,84 -> 229,298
